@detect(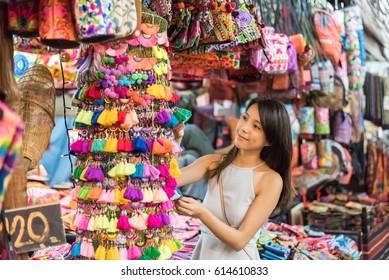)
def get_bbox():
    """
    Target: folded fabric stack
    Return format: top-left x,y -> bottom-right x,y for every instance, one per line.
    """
257,222 -> 361,260
305,198 -> 388,231
260,243 -> 291,260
